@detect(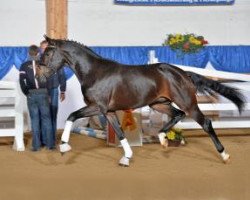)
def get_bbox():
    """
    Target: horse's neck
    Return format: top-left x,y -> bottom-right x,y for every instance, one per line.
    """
67,48 -> 99,86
